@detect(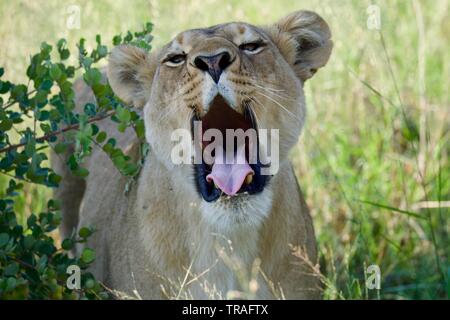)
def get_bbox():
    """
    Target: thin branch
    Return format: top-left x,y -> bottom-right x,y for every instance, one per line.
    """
0,110 -> 115,154
9,255 -> 36,270
1,90 -> 37,110
0,170 -> 32,183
